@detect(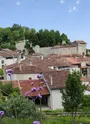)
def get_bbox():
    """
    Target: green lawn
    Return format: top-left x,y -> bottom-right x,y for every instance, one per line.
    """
1,116 -> 90,124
